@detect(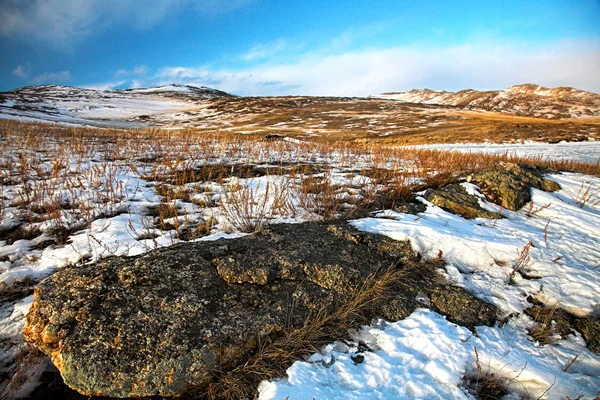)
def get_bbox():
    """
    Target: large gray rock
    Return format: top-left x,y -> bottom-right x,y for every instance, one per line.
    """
22,223 -> 422,397
467,162 -> 560,211
23,222 -> 501,398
